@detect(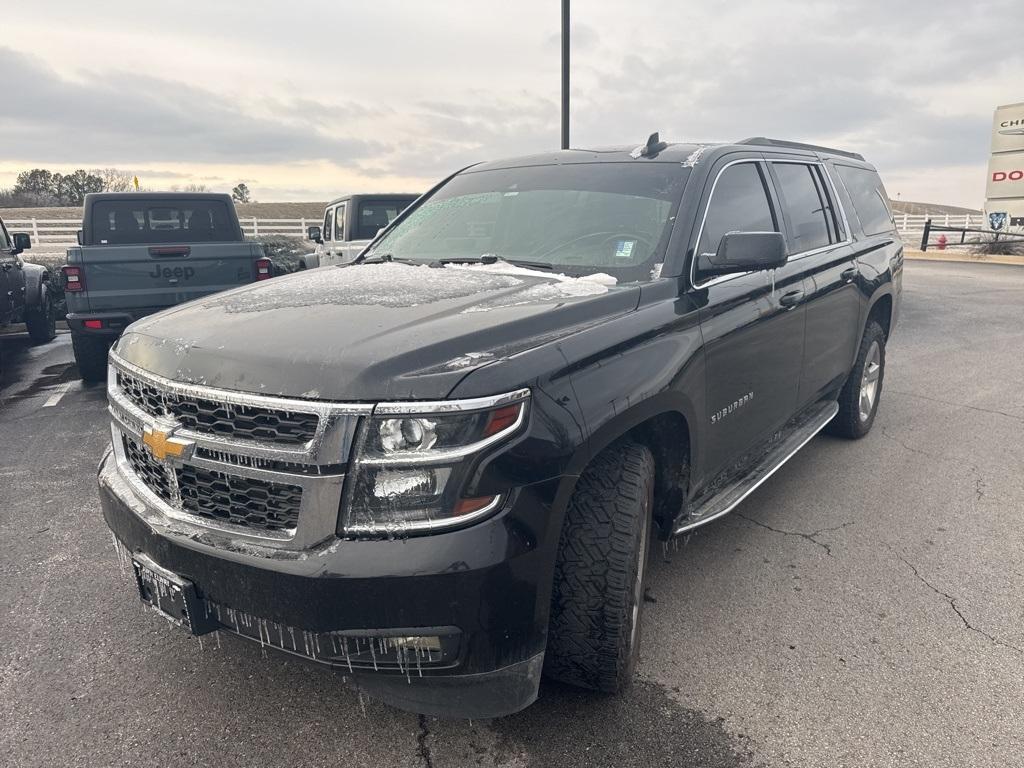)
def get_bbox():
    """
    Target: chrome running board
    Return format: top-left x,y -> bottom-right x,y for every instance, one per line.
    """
674,400 -> 839,536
